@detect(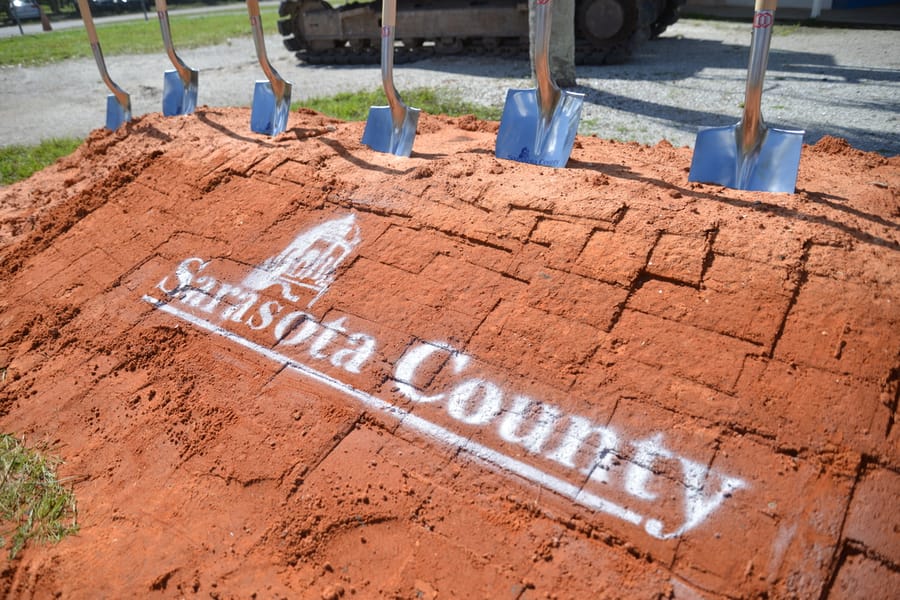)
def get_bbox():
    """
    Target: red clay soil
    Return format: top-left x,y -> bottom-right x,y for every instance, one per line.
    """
0,107 -> 898,599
